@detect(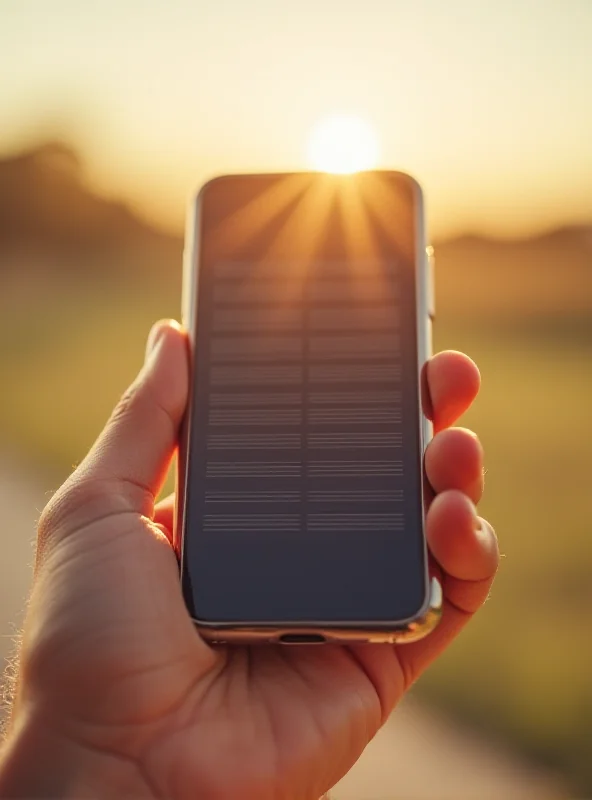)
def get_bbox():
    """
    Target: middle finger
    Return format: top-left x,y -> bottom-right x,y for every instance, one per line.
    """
425,427 -> 484,505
